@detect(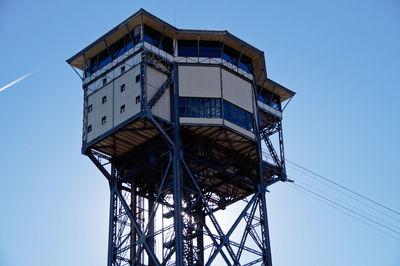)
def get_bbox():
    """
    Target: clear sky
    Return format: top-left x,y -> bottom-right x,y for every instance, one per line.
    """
0,0 -> 399,265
